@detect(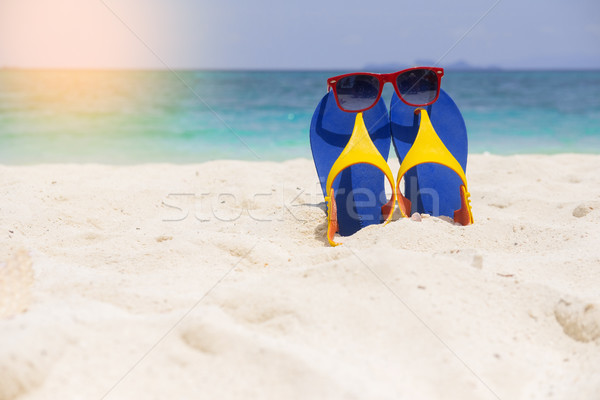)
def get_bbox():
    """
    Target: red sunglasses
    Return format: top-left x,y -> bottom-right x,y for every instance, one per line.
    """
327,67 -> 444,113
